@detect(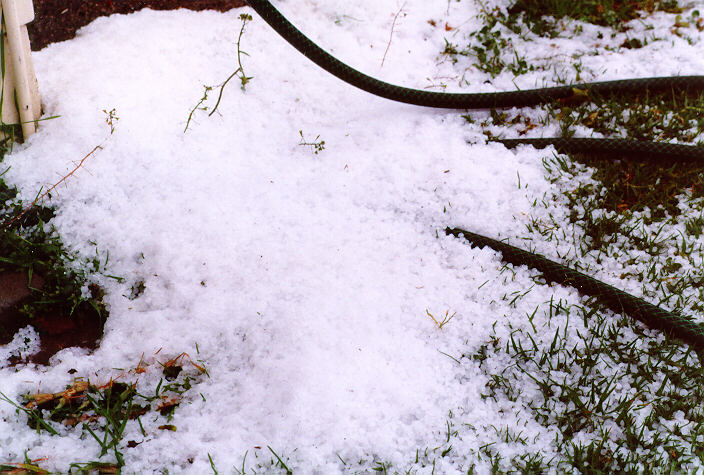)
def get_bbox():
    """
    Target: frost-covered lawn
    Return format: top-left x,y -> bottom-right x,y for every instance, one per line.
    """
1,0 -> 704,472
